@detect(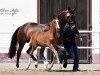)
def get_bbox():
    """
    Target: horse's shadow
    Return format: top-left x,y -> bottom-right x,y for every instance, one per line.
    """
46,69 -> 91,72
